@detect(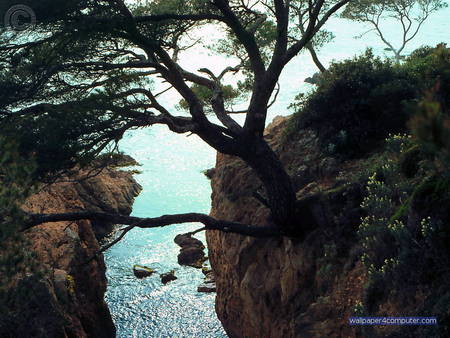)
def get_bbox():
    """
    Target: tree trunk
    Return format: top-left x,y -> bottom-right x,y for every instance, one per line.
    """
239,135 -> 298,236
307,44 -> 326,73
